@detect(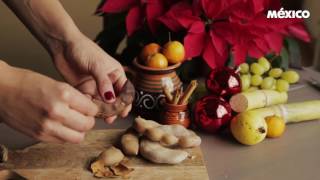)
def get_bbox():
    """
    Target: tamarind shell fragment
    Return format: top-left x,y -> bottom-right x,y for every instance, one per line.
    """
93,80 -> 135,118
